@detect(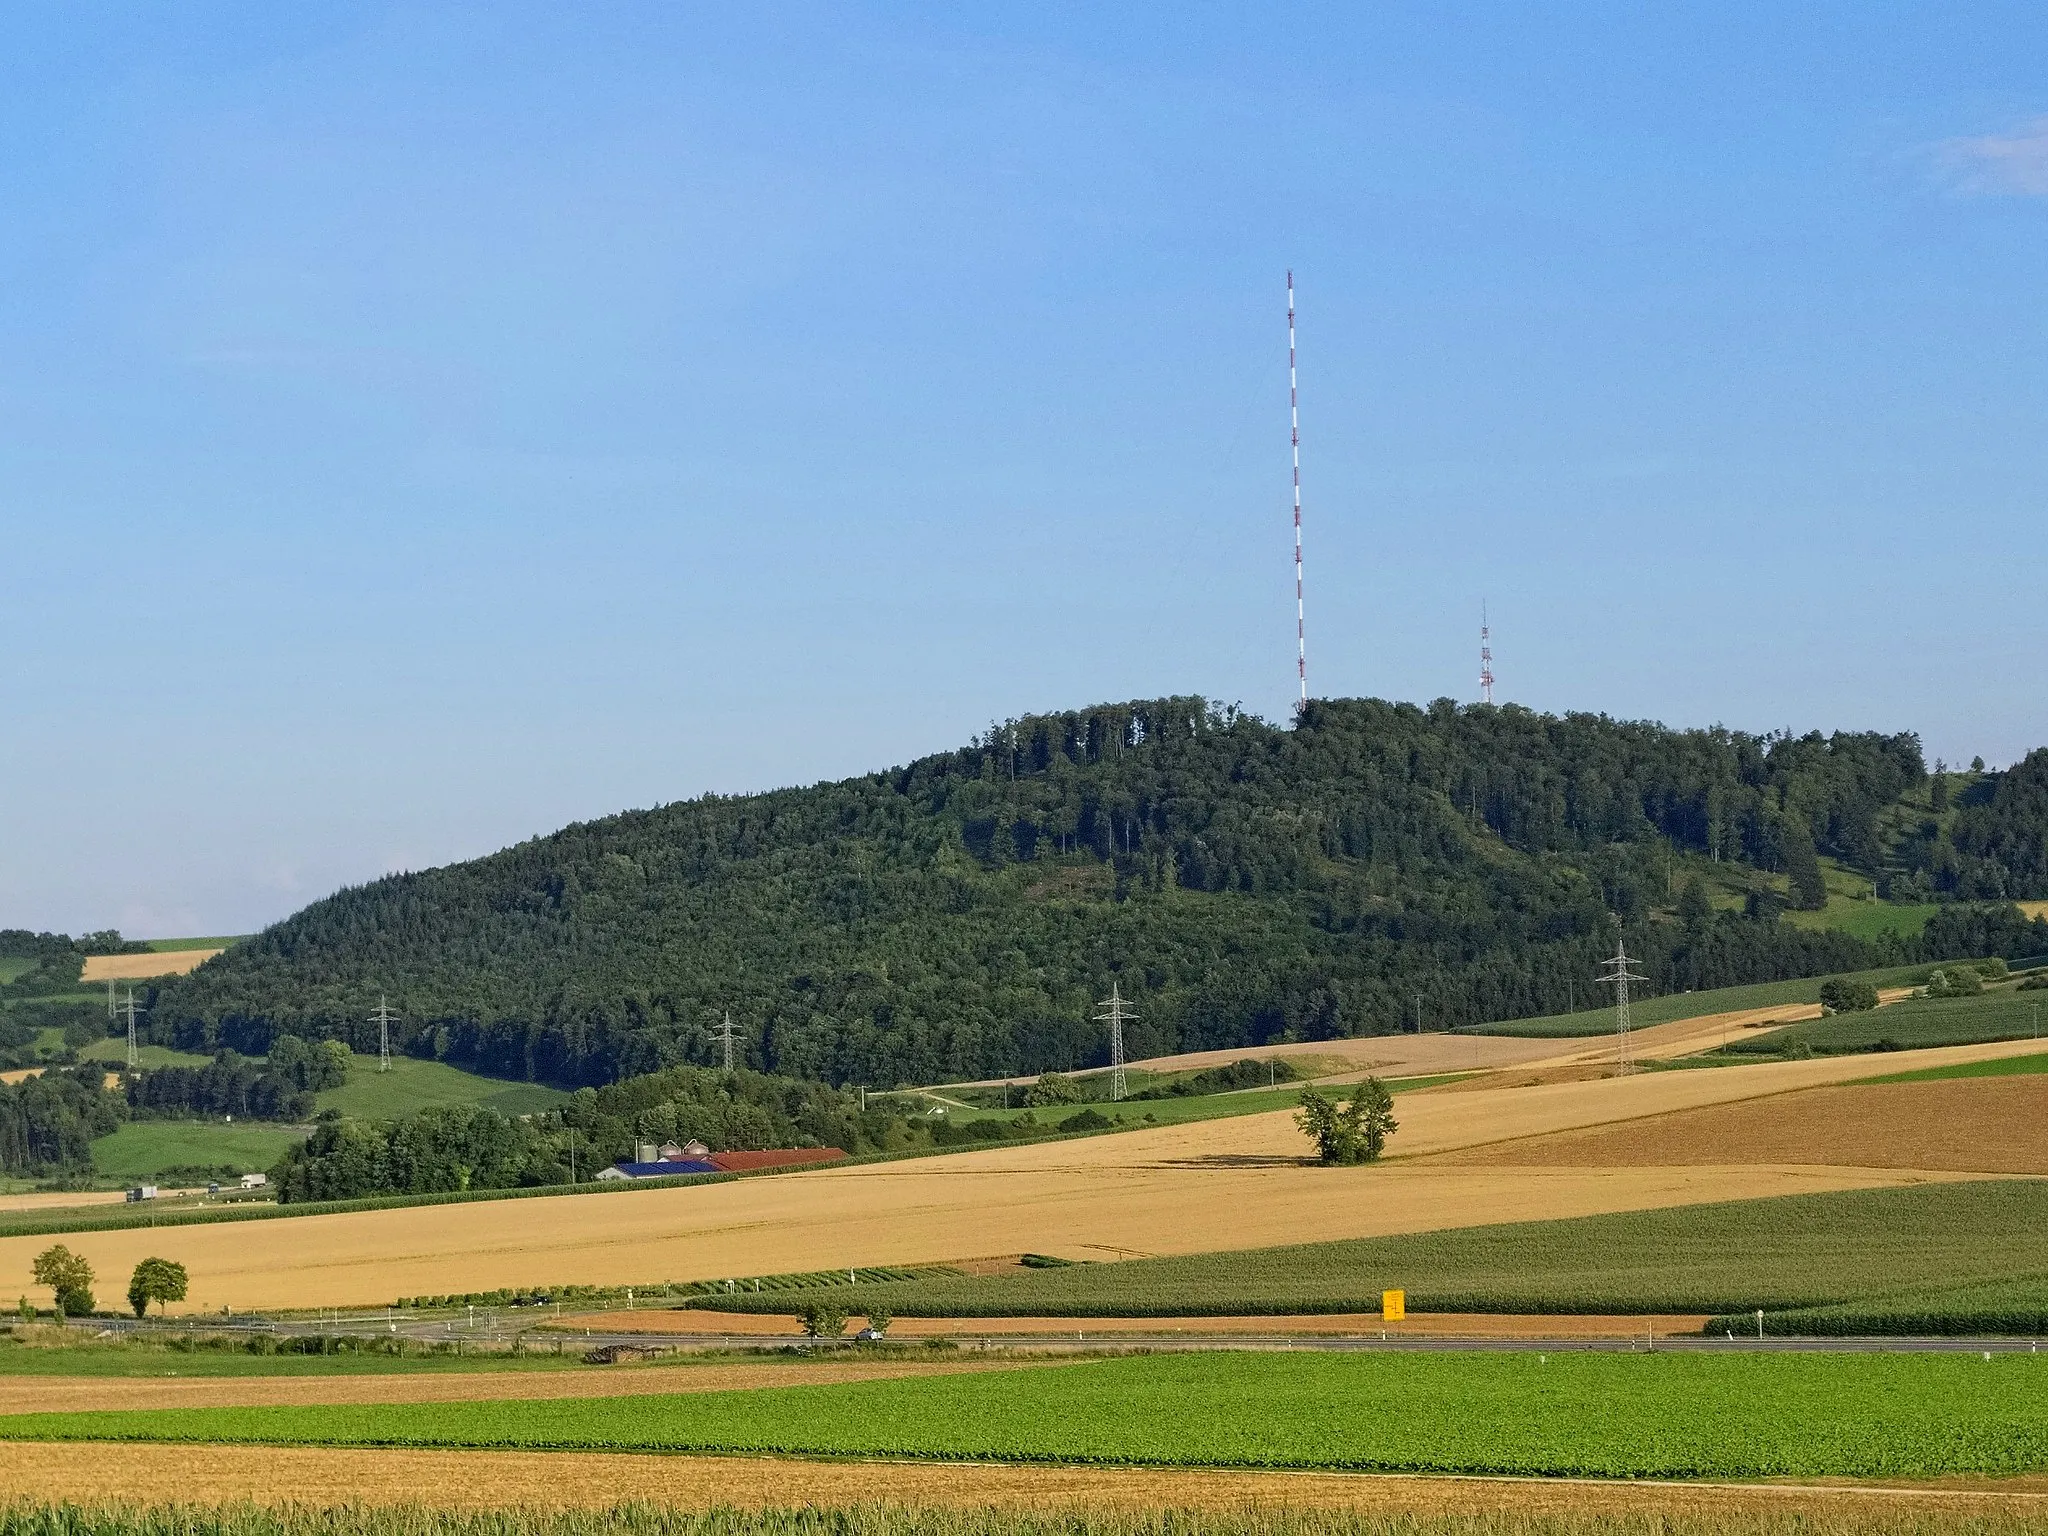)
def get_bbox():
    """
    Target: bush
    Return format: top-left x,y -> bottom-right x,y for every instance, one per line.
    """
1294,1080 -> 1397,1166
1056,1108 -> 1113,1132
1818,978 -> 1879,1014
1022,1073 -> 1081,1107
1923,968 -> 1983,999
